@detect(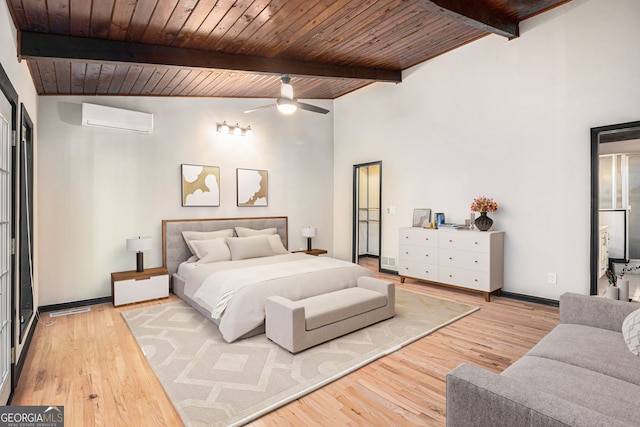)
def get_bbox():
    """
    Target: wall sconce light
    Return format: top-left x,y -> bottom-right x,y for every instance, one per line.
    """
218,121 -> 230,134
217,122 -> 254,137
